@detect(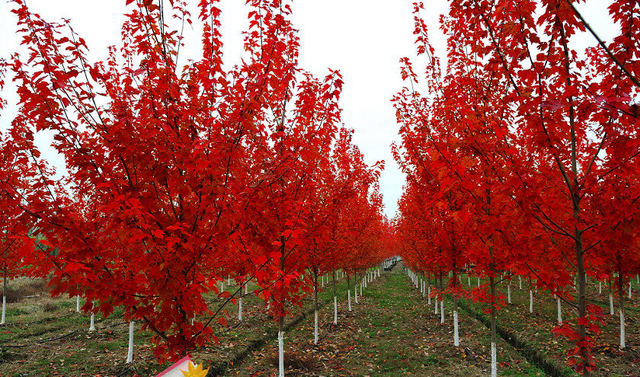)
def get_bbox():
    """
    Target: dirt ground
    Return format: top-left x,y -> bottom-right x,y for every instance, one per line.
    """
1,268 -> 638,376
